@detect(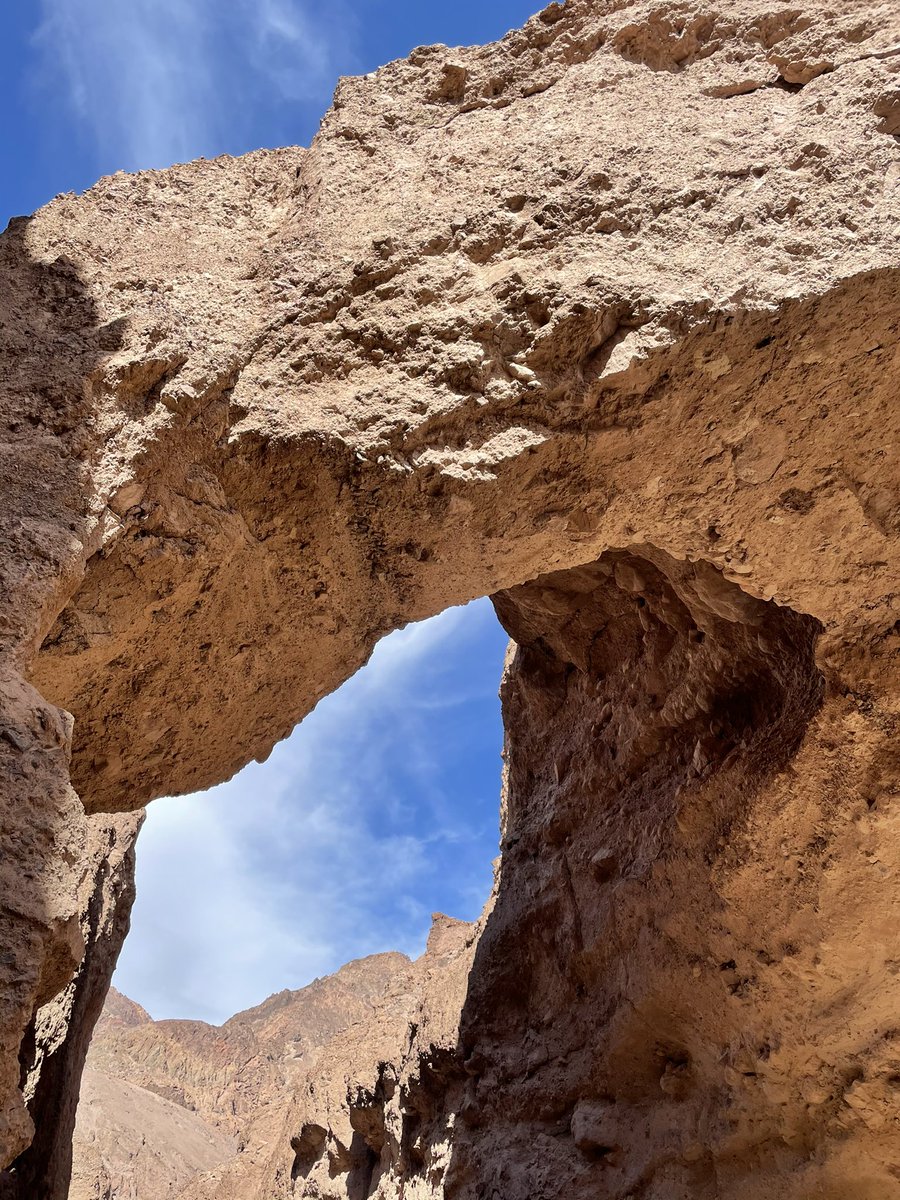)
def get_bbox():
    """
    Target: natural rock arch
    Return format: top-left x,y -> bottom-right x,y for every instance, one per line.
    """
0,0 -> 898,1195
